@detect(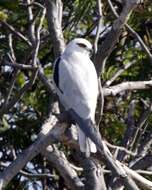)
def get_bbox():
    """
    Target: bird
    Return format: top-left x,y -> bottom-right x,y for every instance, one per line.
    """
53,38 -> 99,157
